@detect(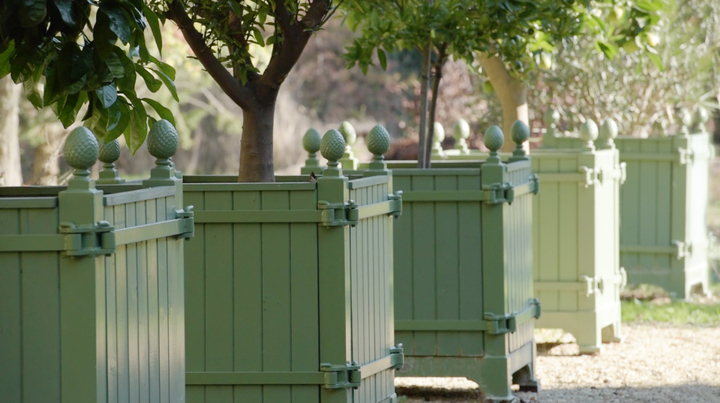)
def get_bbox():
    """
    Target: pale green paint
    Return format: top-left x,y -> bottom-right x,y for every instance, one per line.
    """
543,133 -> 713,298
182,169 -> 400,403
